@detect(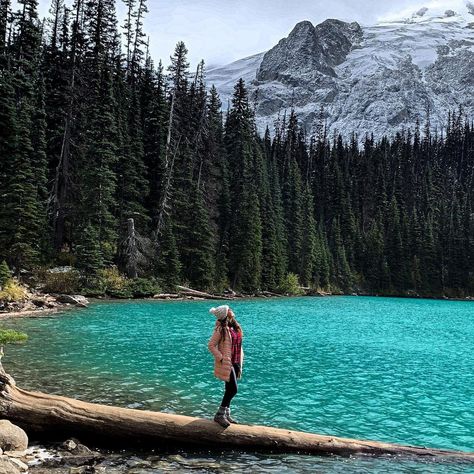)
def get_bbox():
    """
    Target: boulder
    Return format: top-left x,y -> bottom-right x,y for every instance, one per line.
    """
55,295 -> 89,308
0,421 -> 28,452
62,438 -> 93,455
0,457 -> 21,474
